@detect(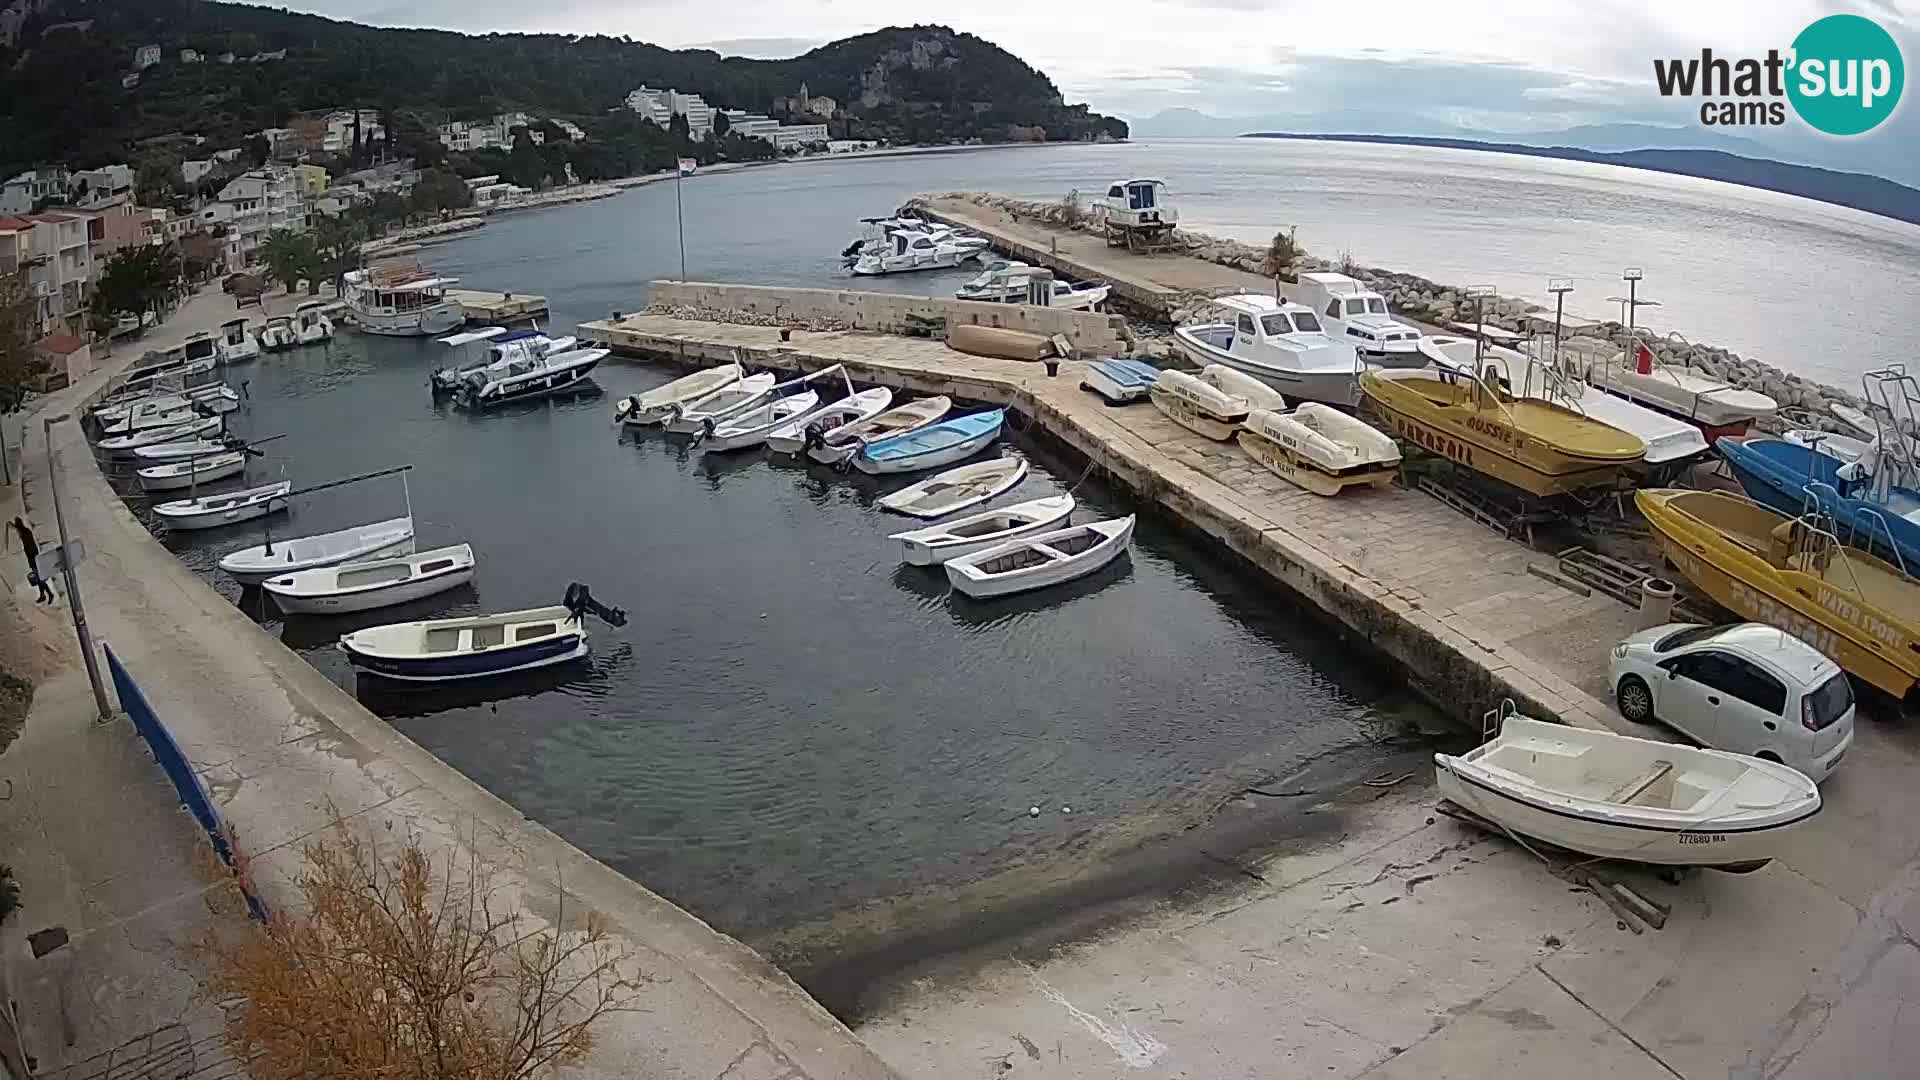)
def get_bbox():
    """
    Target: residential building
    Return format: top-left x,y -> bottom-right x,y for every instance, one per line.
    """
290,164 -> 330,198
133,43 -> 161,69
0,166 -> 70,213
34,333 -> 92,388
69,164 -> 132,208
806,95 -> 838,118
722,110 -> 780,141
203,169 -> 305,272
248,49 -> 286,63
256,128 -> 300,161
469,181 -> 530,208
554,120 -> 586,142
771,124 -> 829,151
179,48 -> 201,63
340,160 -> 419,196
121,72 -> 140,89
215,52 -> 235,64
0,216 -> 57,336
0,212 -> 94,334
625,85 -> 672,126
668,90 -> 714,138
182,159 -> 215,186
212,148 -> 244,165
82,195 -> 151,259
308,109 -> 384,155
826,139 -> 879,154
438,119 -> 506,153
784,84 -> 837,119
